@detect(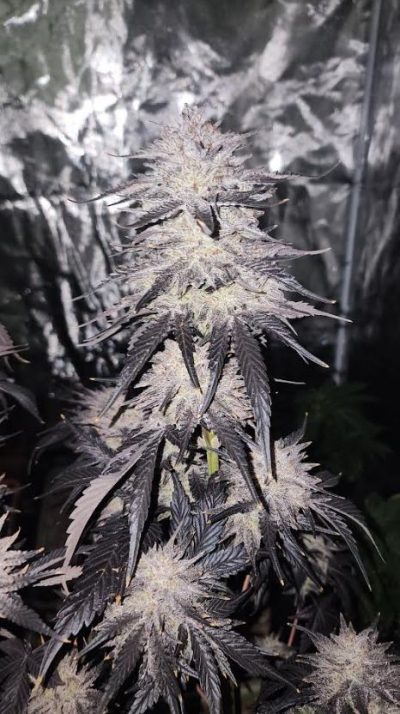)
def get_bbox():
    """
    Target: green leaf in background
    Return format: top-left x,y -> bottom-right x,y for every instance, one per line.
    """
364,493 -> 400,636
297,382 -> 390,481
